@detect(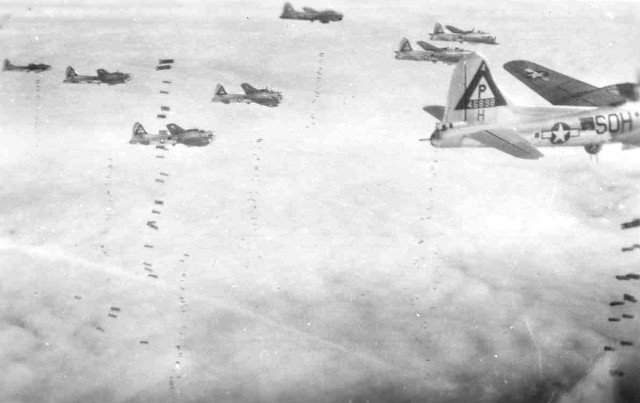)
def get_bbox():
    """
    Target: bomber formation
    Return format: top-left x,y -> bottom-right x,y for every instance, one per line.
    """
4,2 -> 639,158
